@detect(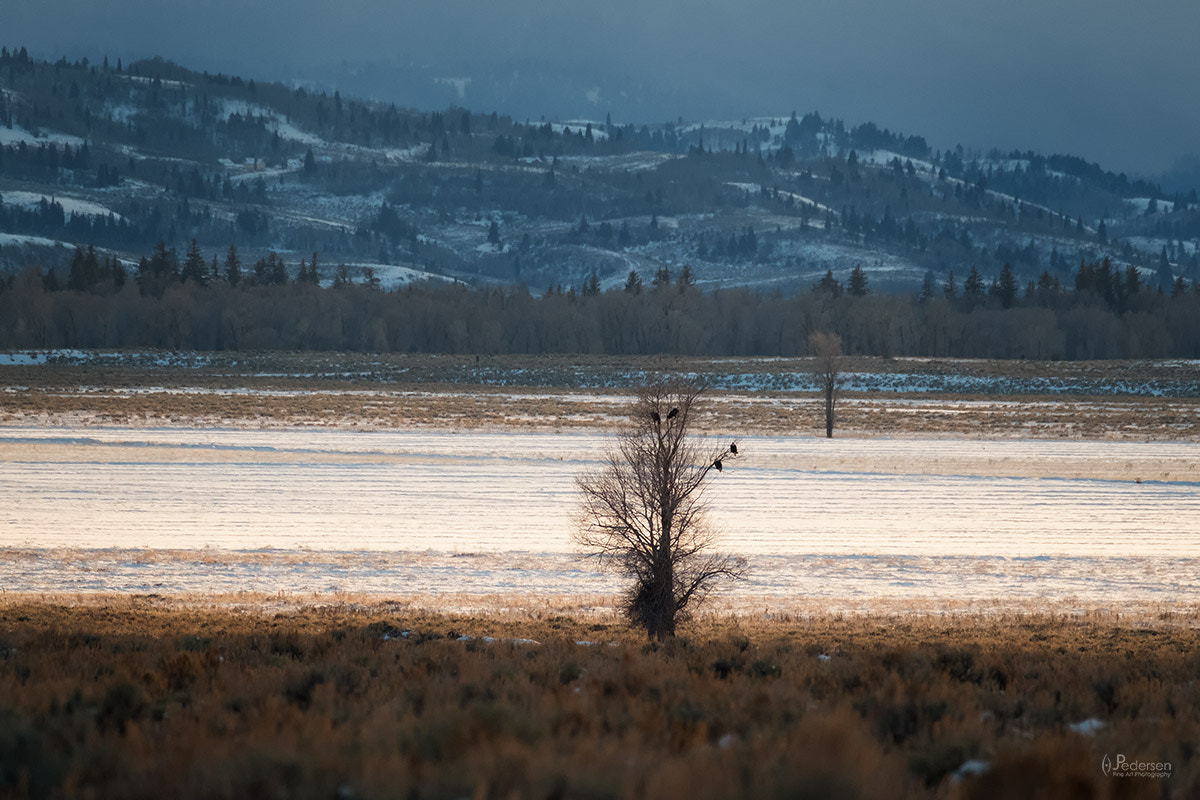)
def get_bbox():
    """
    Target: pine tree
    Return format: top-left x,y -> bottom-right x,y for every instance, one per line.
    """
963,266 -> 985,302
676,264 -> 695,289
943,271 -> 958,299
487,219 -> 501,246
583,271 -> 601,296
815,269 -> 842,296
224,245 -> 242,287
848,264 -> 869,296
269,253 -> 287,286
624,269 -> 643,294
919,270 -> 936,303
67,246 -> 89,291
1156,247 -> 1174,290
997,263 -> 1018,309
182,239 -> 207,284
1123,265 -> 1141,299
